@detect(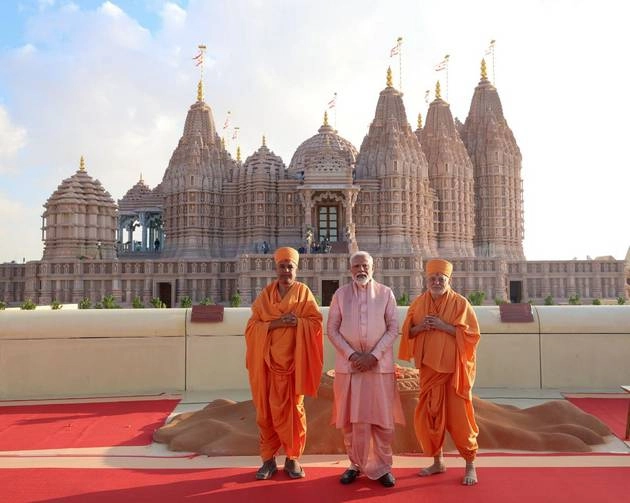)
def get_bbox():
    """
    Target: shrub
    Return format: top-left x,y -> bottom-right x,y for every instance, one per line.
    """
132,296 -> 145,308
543,295 -> 555,306
94,302 -> 103,309
568,294 -> 581,305
180,295 -> 193,308
21,298 -> 36,310
0,299 -> 6,310
494,297 -> 507,305
101,294 -> 120,309
467,291 -> 485,306
592,298 -> 601,305
230,291 -> 242,307
78,297 -> 92,309
150,297 -> 166,308
199,297 -> 214,305
617,296 -> 626,305
397,292 -> 410,306
51,299 -> 63,310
